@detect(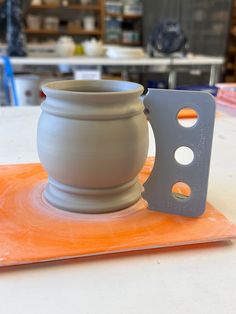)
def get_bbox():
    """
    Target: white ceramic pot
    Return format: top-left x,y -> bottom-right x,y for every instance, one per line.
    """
55,36 -> 75,57
83,39 -> 106,57
83,16 -> 95,31
37,80 -> 149,213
